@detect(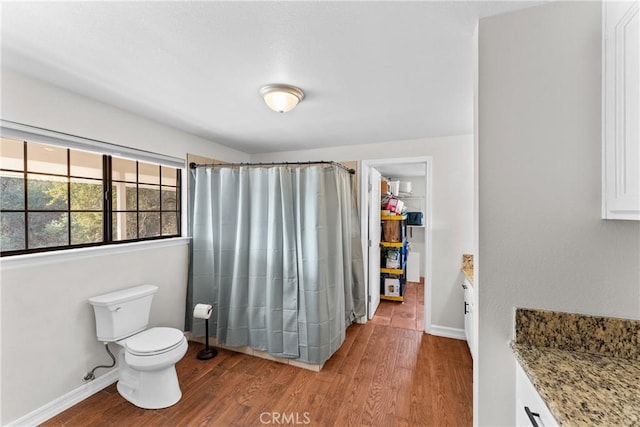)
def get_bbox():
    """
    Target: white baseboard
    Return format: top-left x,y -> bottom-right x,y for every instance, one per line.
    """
426,324 -> 466,341
8,332 -> 190,426
7,369 -> 118,427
